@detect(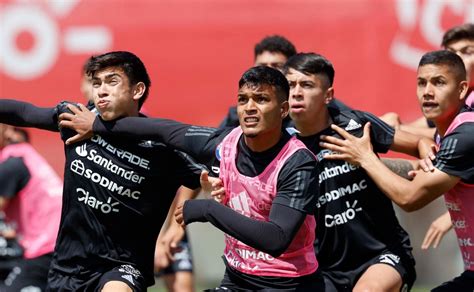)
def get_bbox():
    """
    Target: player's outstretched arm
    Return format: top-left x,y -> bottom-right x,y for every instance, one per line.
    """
60,104 -> 215,159
174,200 -> 306,257
0,99 -> 58,131
421,211 -> 452,249
390,127 -> 436,159
320,123 -> 459,211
